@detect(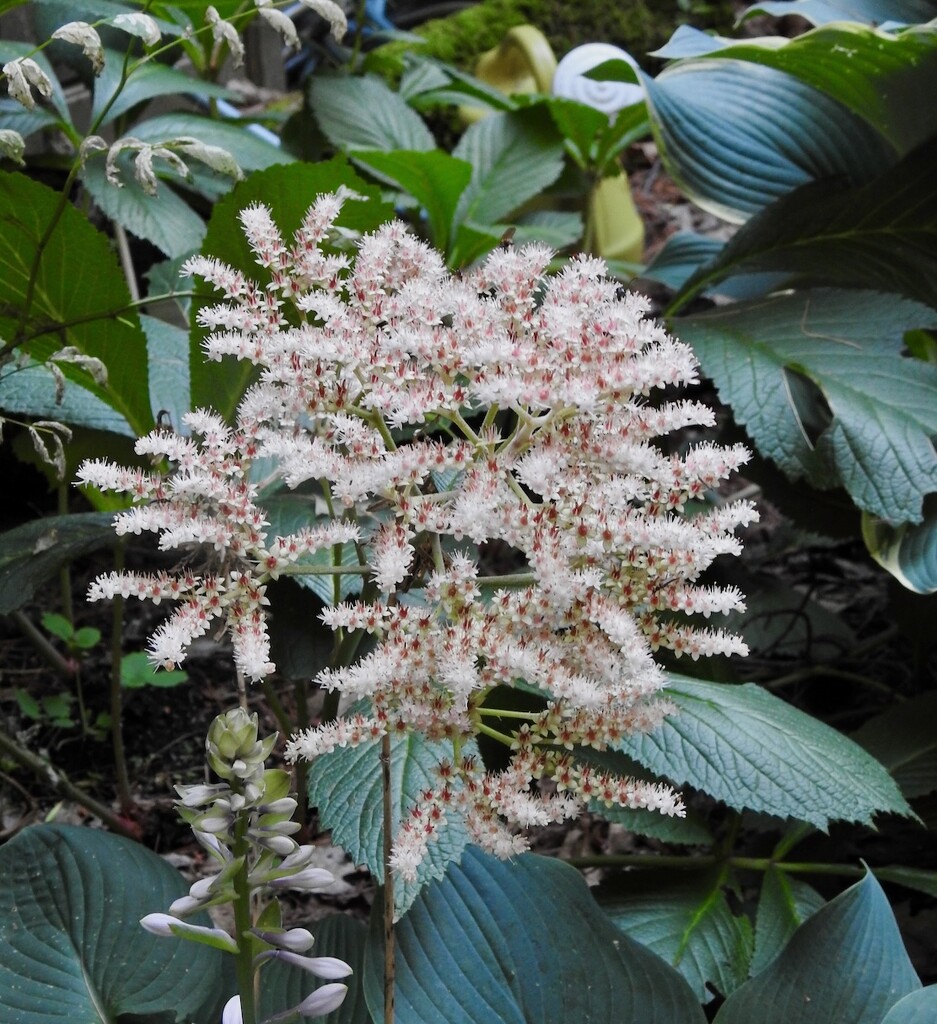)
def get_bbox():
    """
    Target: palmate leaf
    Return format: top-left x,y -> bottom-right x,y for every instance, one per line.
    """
653,23 -> 937,154
674,289 -> 937,522
363,848 -> 708,1024
597,868 -> 754,1001
0,824 -> 225,1023
714,872 -> 921,1023
0,171 -> 153,435
616,676 -> 912,828
641,58 -> 895,222
675,136 -> 937,310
